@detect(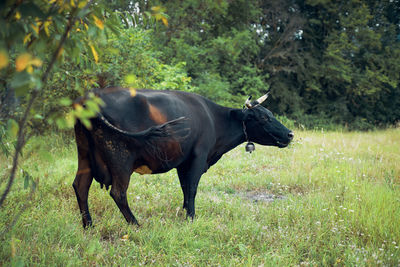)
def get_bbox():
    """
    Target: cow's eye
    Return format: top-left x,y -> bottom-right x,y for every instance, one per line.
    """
263,115 -> 271,122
